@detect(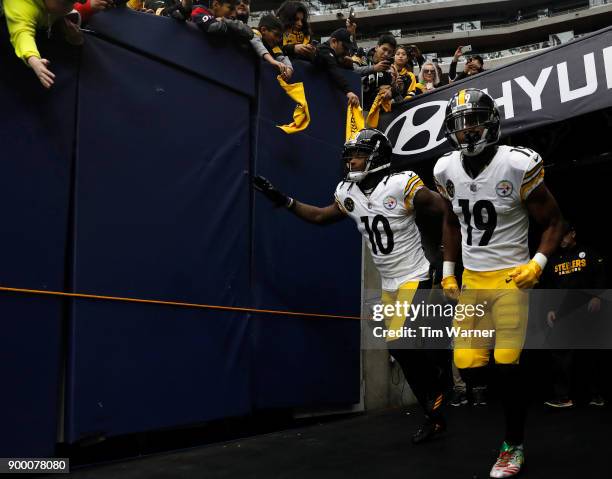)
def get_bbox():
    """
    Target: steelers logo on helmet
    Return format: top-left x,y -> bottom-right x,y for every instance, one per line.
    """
342,128 -> 393,183
444,89 -> 501,157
